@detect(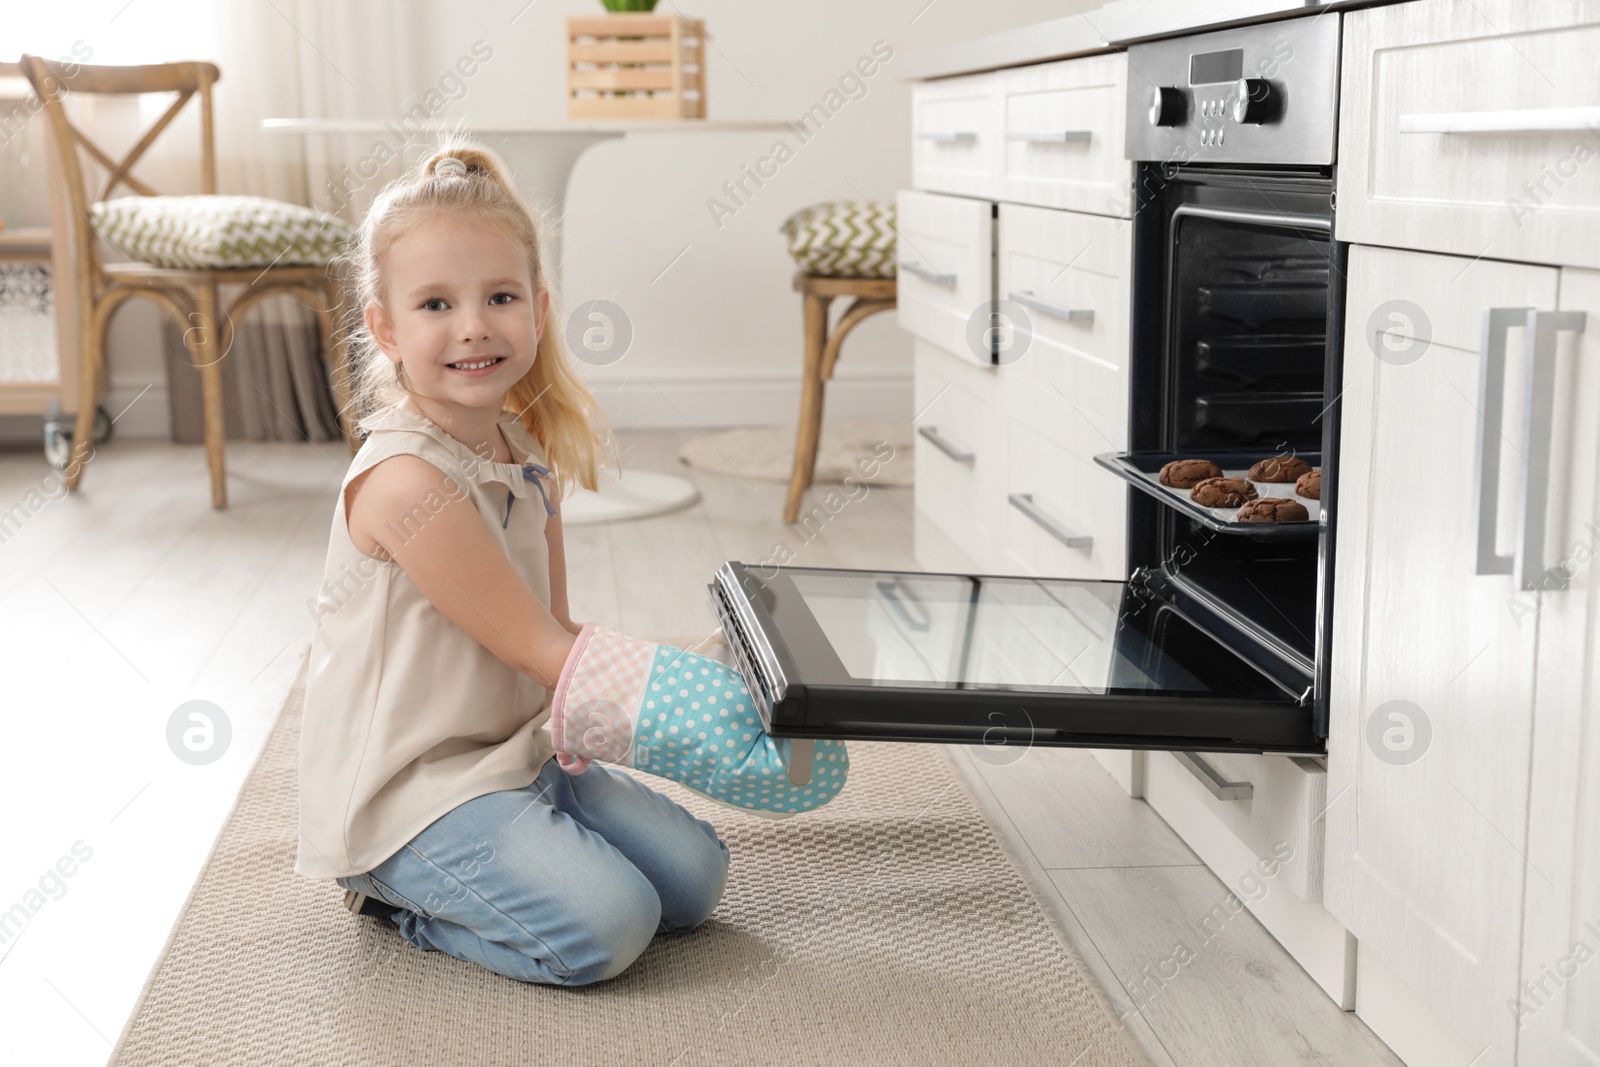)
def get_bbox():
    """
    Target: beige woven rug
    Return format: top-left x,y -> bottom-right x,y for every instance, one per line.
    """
110,647 -> 1148,1067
